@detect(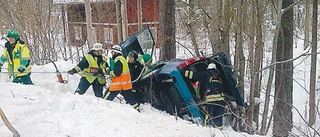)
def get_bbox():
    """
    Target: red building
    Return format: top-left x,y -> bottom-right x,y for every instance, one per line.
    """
54,0 -> 159,48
